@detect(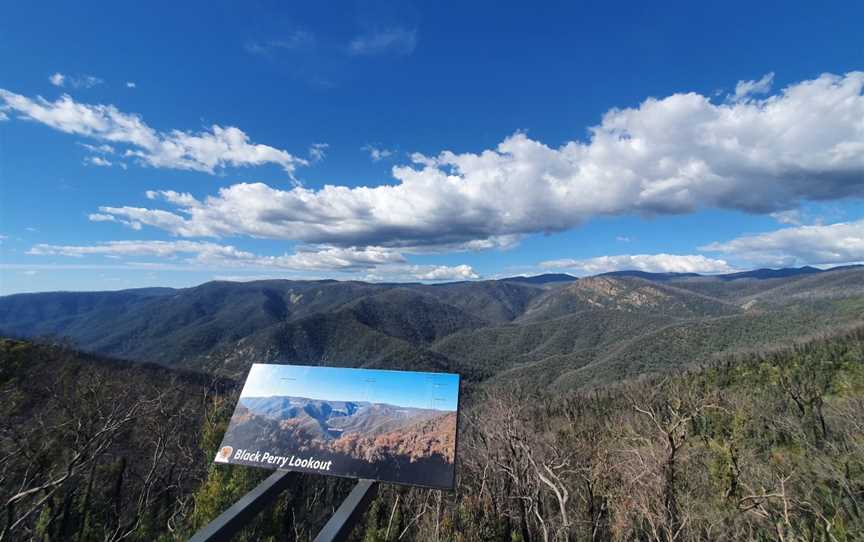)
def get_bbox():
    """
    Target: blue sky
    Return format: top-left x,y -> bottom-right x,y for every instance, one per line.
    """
241,363 -> 460,411
1,1 -> 863,294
